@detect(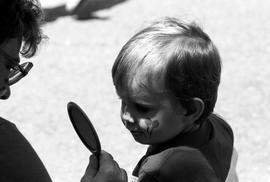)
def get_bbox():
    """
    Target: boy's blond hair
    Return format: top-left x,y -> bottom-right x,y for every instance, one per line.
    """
112,17 -> 221,123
